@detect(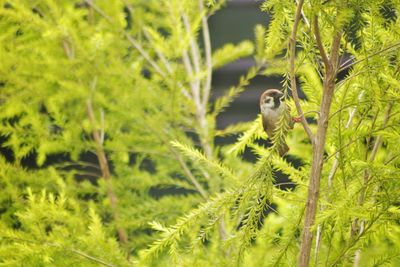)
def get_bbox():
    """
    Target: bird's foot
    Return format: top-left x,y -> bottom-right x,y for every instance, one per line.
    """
292,116 -> 302,123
